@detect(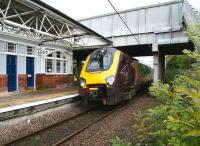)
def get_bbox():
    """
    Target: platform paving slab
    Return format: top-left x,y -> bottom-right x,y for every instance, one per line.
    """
0,86 -> 78,109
